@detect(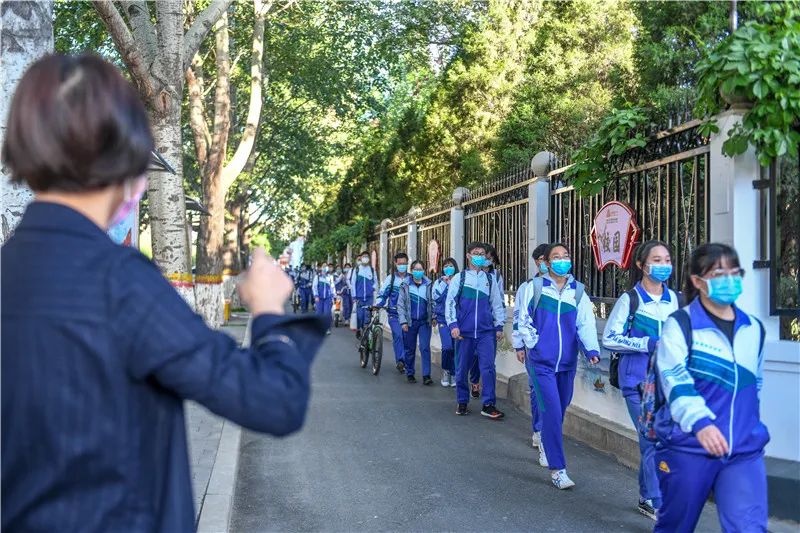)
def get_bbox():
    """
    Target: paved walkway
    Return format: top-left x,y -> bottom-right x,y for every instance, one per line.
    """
229,324 -> 738,532
187,314 -> 249,531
